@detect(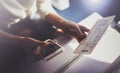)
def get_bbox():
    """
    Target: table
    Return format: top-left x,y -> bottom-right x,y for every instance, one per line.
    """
18,12 -> 120,73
